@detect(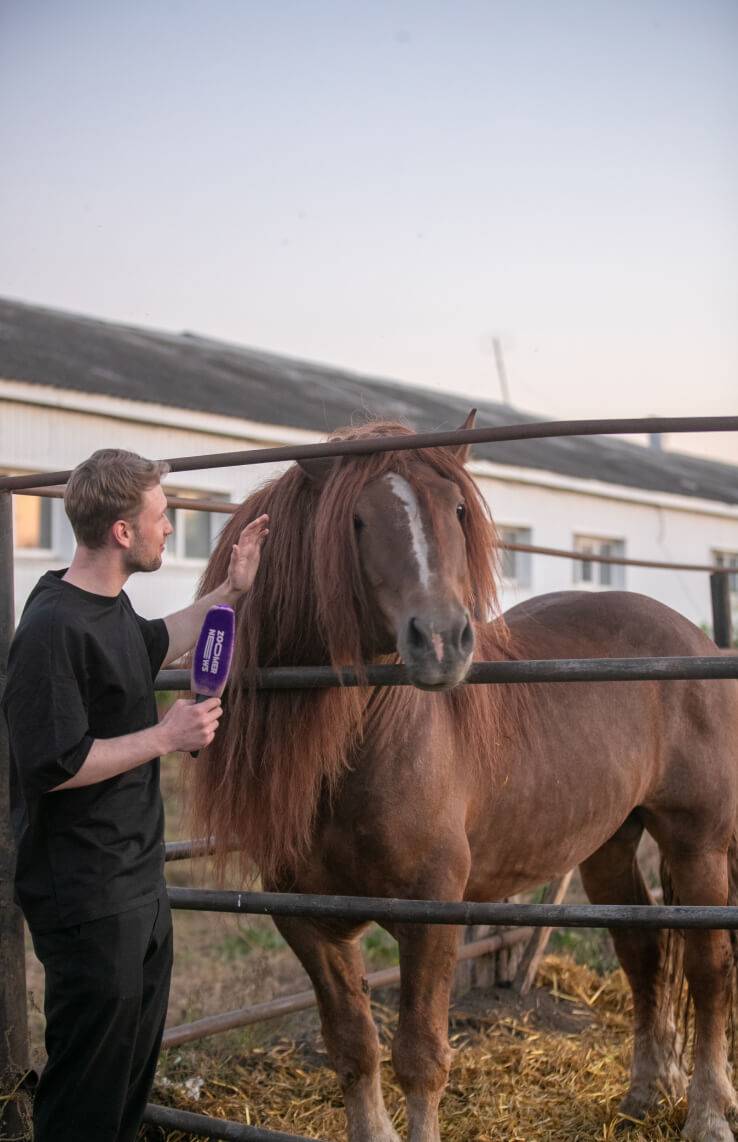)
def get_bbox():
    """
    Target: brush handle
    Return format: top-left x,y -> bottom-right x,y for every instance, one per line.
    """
190,692 -> 209,757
